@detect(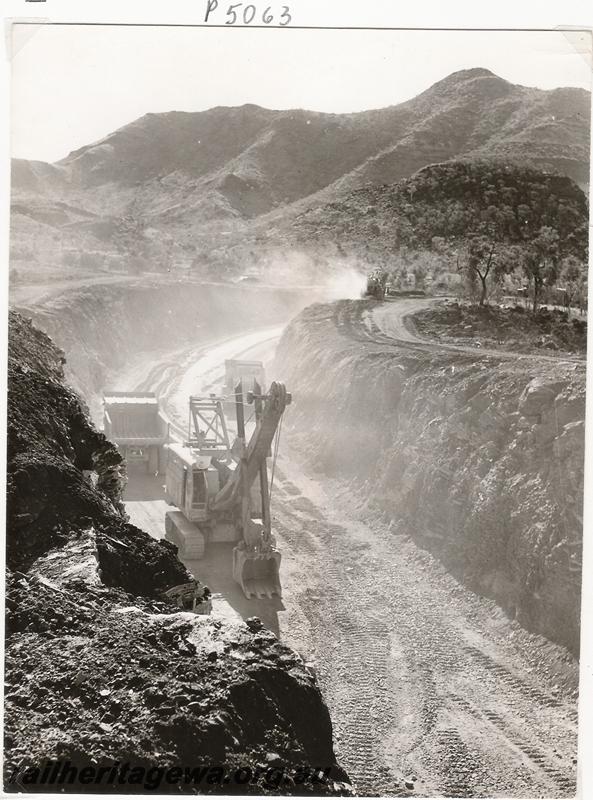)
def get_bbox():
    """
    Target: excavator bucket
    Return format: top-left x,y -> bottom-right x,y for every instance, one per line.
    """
233,546 -> 282,599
